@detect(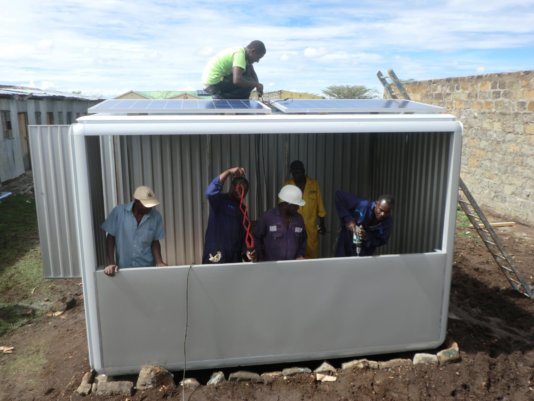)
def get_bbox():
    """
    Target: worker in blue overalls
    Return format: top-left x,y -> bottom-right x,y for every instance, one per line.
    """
202,167 -> 255,264
334,191 -> 394,257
